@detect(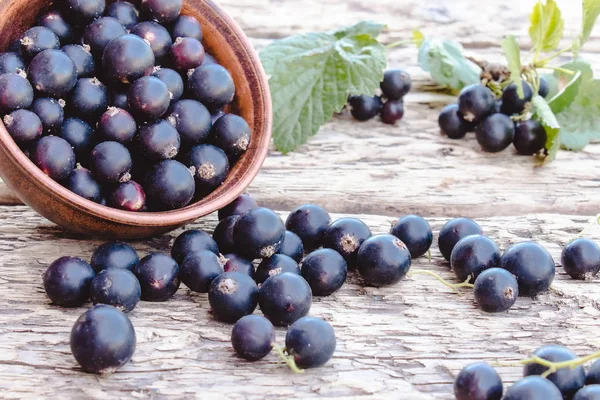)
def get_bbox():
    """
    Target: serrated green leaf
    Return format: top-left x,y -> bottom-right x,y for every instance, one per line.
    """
412,30 -> 425,47
529,0 -> 564,53
260,23 -> 387,154
547,60 -> 592,114
557,59 -> 593,82
417,39 -> 481,91
331,21 -> 386,40
580,0 -> 600,45
532,95 -> 561,162
548,71 -> 582,114
501,35 -> 524,98
556,79 -> 600,151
